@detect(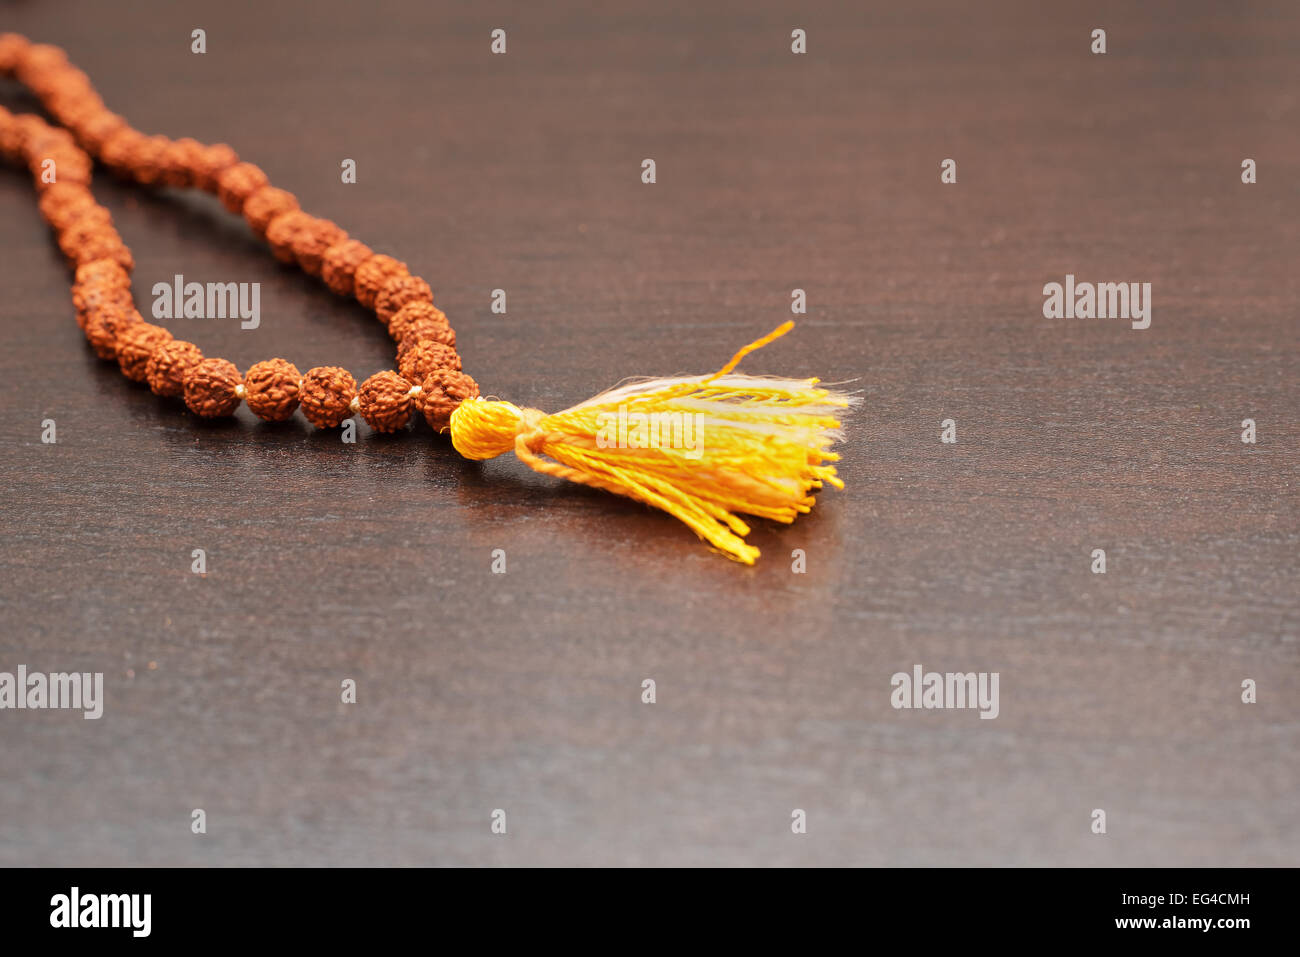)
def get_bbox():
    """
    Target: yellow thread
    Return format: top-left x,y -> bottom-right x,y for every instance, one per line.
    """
449,322 -> 853,564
